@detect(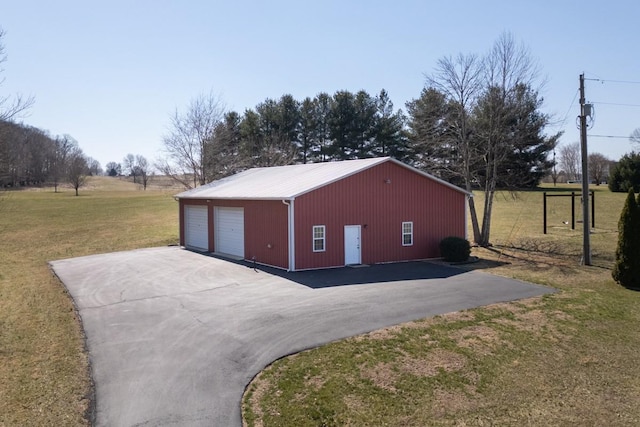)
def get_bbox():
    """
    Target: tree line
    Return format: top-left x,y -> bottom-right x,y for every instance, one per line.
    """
554,142 -> 613,185
0,121 -> 99,195
160,32 -> 559,246
0,28 -> 99,195
158,88 -> 407,188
